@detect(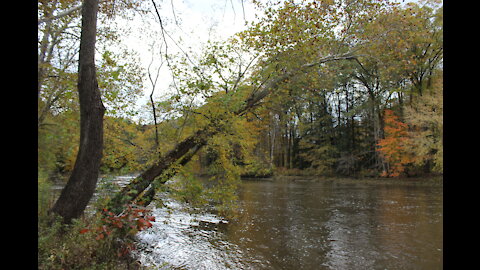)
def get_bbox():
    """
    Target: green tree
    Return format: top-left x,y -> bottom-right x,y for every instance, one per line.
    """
38,0 -> 145,181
